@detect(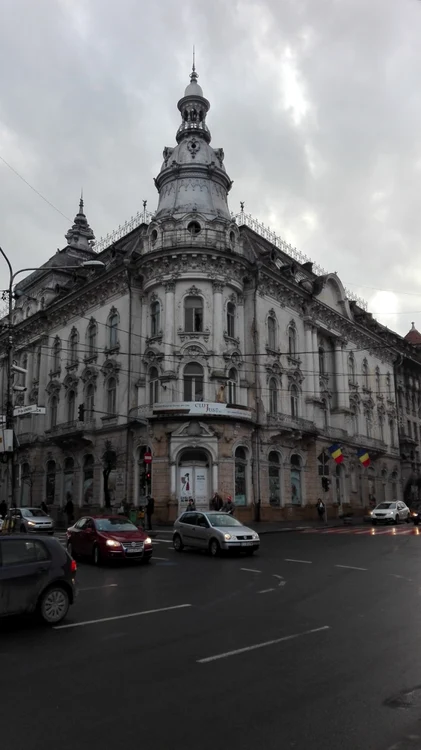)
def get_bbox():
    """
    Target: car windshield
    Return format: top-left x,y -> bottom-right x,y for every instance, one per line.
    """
376,502 -> 395,510
22,508 -> 47,518
95,518 -> 138,532
207,513 -> 242,528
